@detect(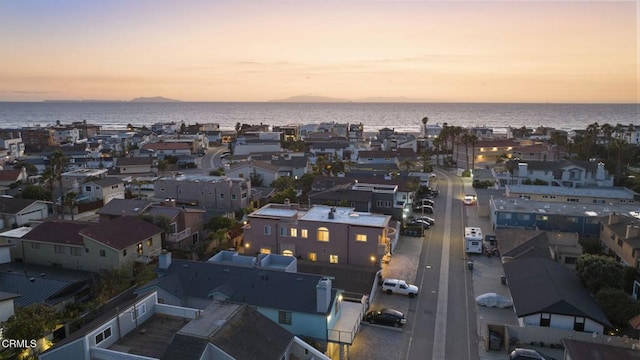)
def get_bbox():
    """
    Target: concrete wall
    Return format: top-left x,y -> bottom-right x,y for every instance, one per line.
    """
504,324 -> 633,350
522,313 -> 604,334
